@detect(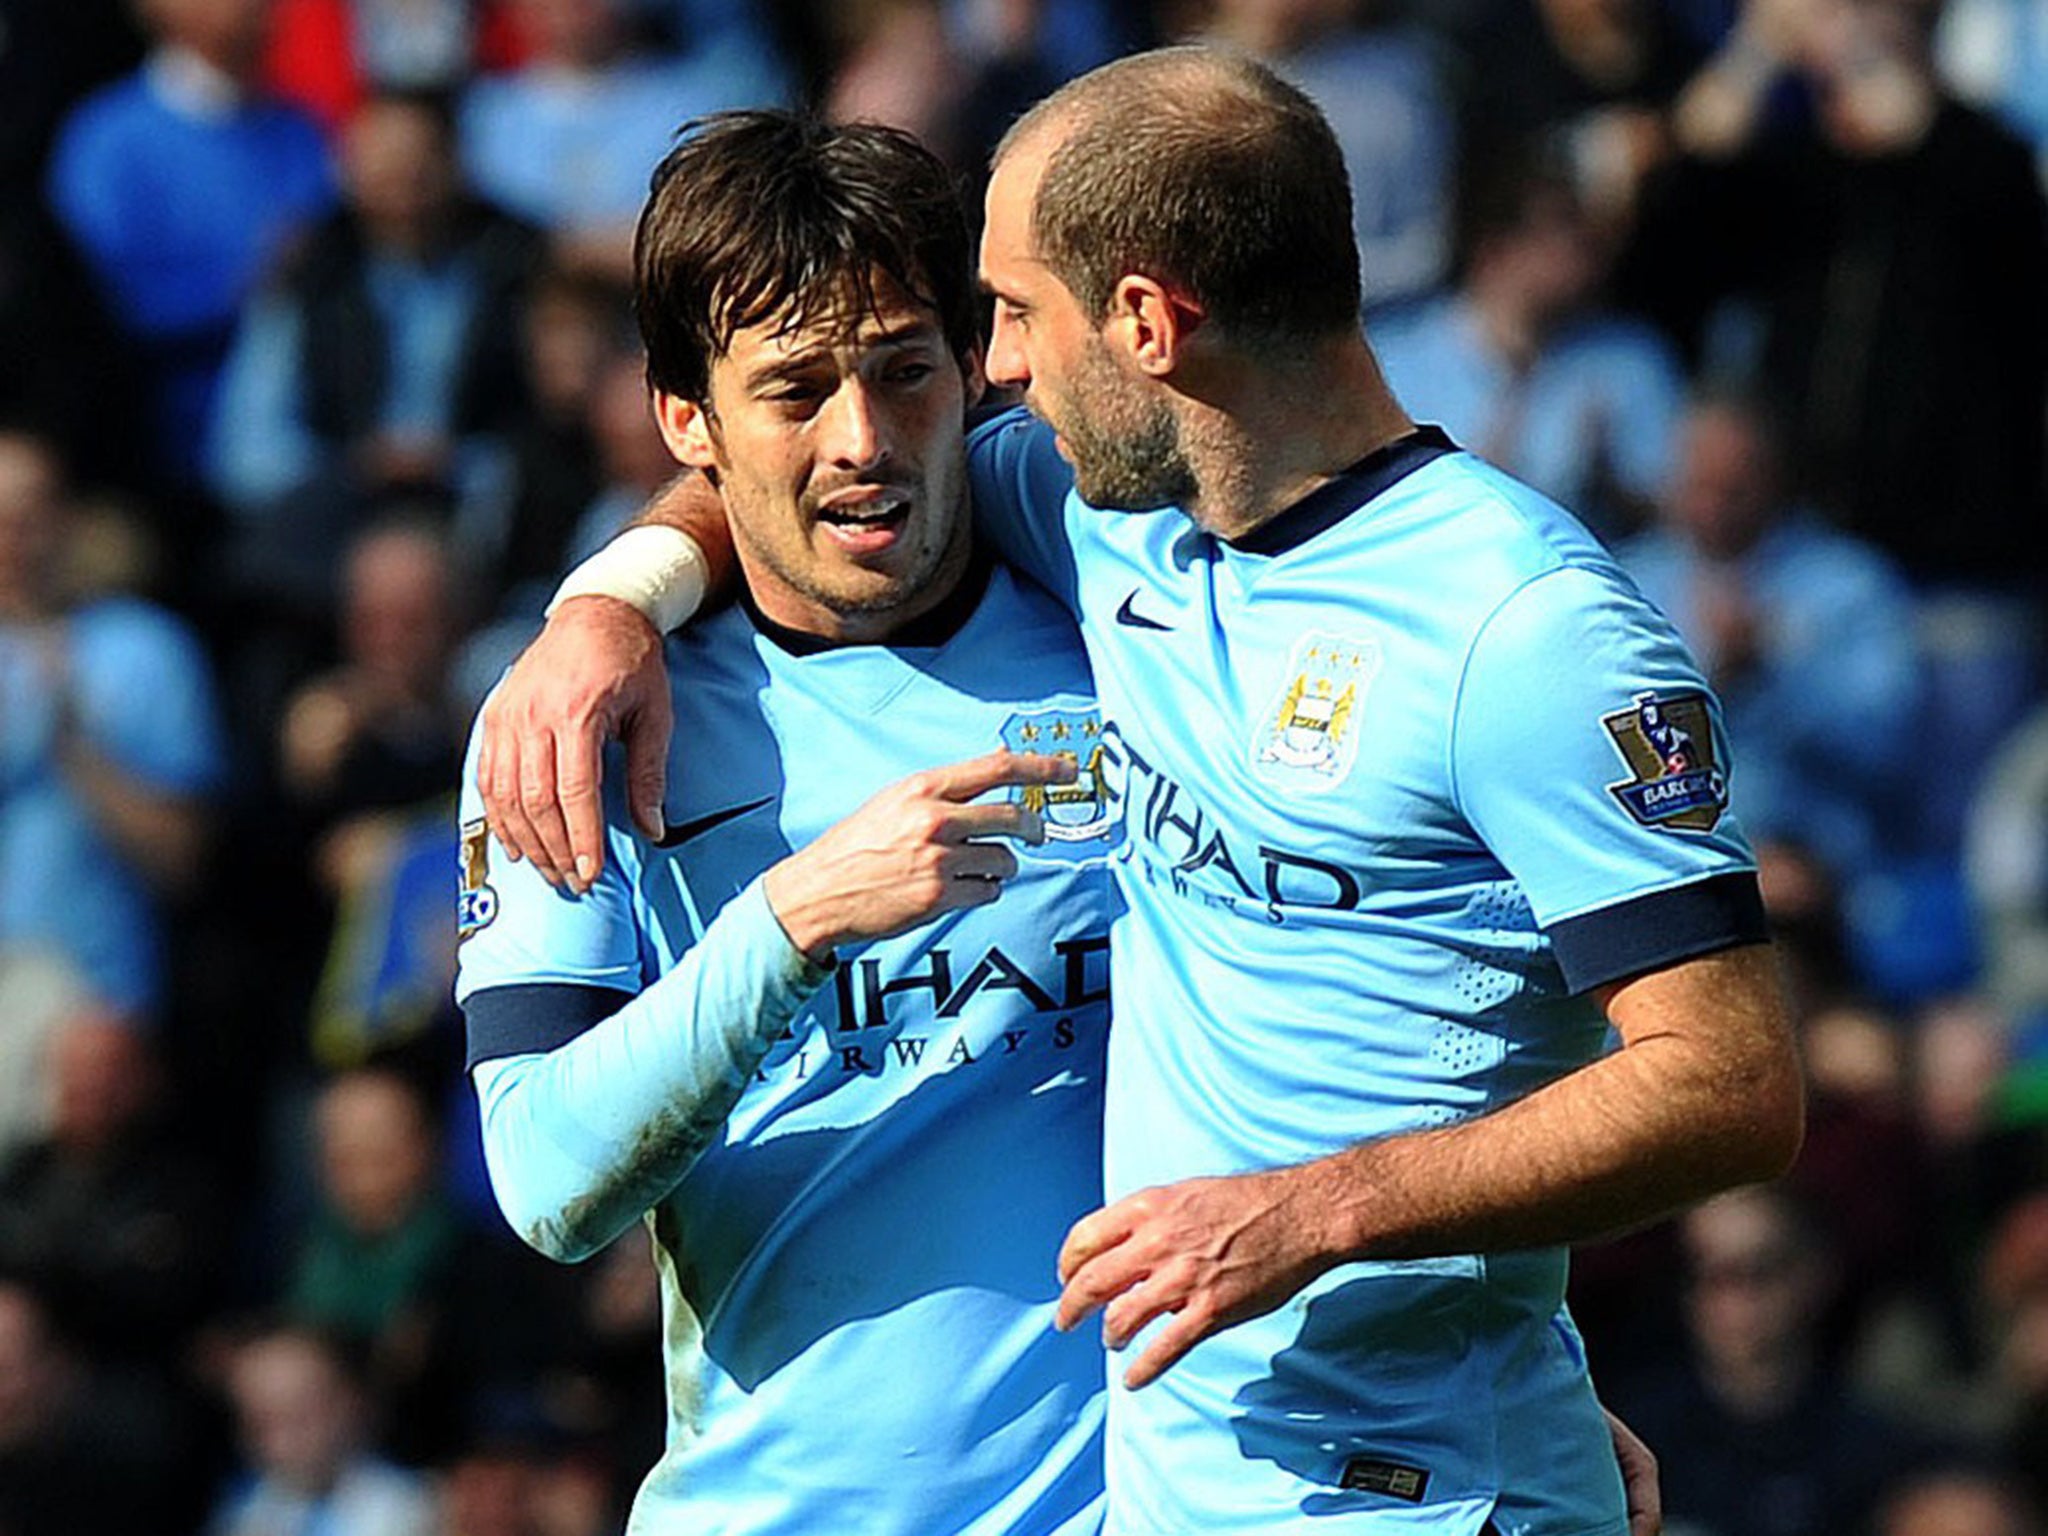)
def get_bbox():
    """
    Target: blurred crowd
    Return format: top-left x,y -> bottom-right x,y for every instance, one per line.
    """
0,0 -> 2044,1532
